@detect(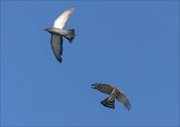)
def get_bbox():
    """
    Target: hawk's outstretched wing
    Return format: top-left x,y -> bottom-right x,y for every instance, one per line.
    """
53,8 -> 74,29
116,91 -> 131,110
91,83 -> 114,95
